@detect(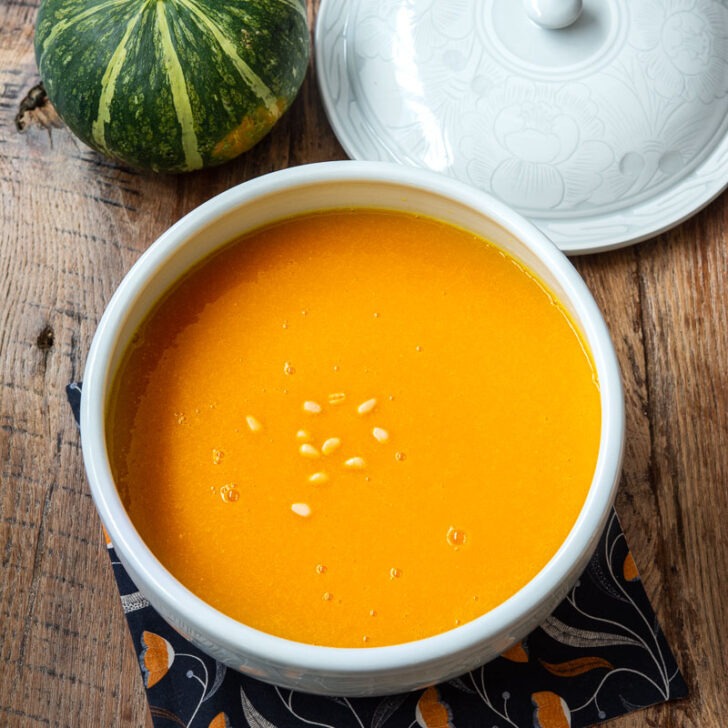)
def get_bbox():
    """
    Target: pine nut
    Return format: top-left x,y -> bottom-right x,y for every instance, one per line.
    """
321,437 -> 341,455
246,415 -> 262,432
291,503 -> 311,517
299,443 -> 320,458
357,398 -> 377,415
372,427 -> 389,443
